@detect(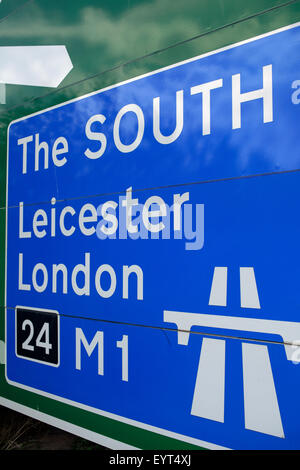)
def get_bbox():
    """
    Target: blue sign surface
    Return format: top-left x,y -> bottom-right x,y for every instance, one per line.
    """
6,23 -> 300,449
